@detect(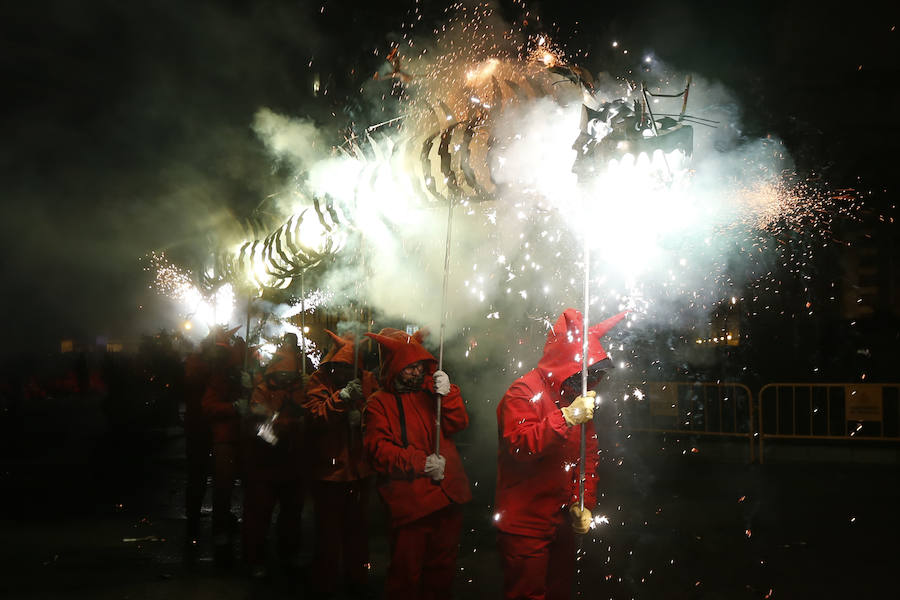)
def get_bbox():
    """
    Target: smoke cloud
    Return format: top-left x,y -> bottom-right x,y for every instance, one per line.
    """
237,3 -> 863,479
